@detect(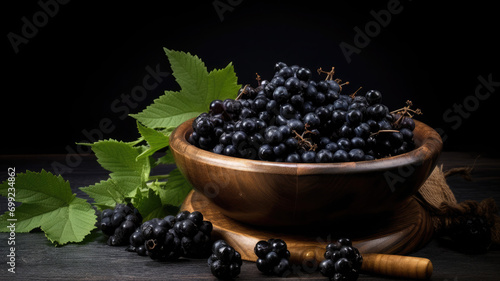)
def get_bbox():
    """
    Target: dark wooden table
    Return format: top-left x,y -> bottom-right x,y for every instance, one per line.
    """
0,152 -> 499,280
